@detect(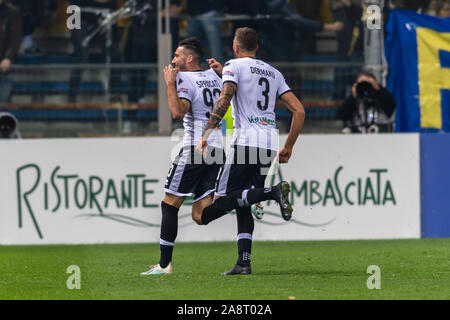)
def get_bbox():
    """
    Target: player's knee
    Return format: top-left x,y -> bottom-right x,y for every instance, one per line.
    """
192,210 -> 203,225
192,215 -> 202,225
